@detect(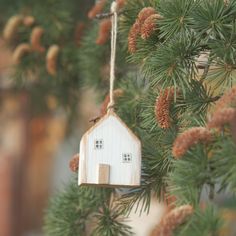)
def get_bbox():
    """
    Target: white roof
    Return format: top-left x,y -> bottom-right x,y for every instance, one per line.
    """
82,110 -> 140,143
